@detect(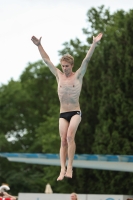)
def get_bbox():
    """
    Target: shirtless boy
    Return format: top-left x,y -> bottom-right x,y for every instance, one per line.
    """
31,33 -> 103,181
